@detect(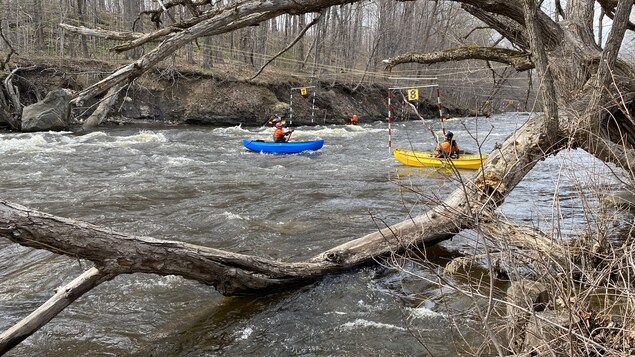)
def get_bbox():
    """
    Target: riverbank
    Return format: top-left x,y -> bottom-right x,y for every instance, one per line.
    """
1,56 -> 469,130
